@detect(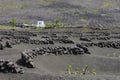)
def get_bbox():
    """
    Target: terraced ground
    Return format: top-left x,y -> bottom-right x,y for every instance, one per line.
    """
0,0 -> 120,80
0,27 -> 120,80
